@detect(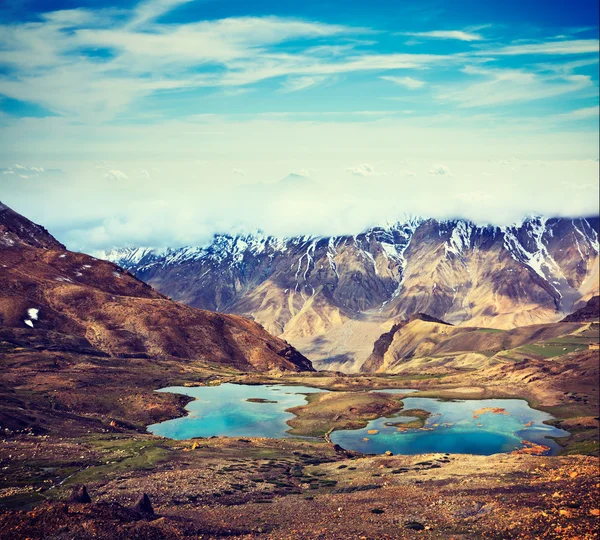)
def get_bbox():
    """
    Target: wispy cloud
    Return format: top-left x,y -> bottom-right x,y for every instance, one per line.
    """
345,163 -> 388,176
380,75 -> 425,89
437,65 -> 594,108
400,30 -> 484,41
554,105 -> 599,121
428,164 -> 450,175
129,0 -> 194,28
281,75 -> 329,92
104,169 -> 129,181
2,1 -> 596,123
0,164 -> 62,179
476,39 -> 600,56
0,10 -> 456,119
